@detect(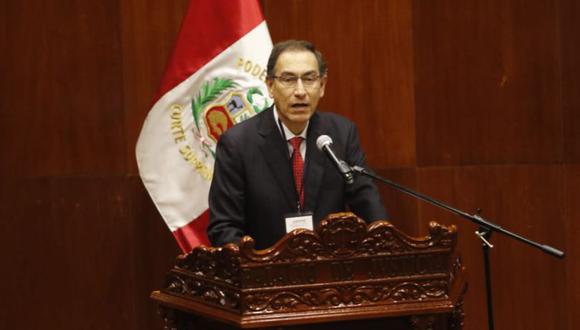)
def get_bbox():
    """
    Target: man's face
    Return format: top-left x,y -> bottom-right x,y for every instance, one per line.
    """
267,50 -> 327,134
